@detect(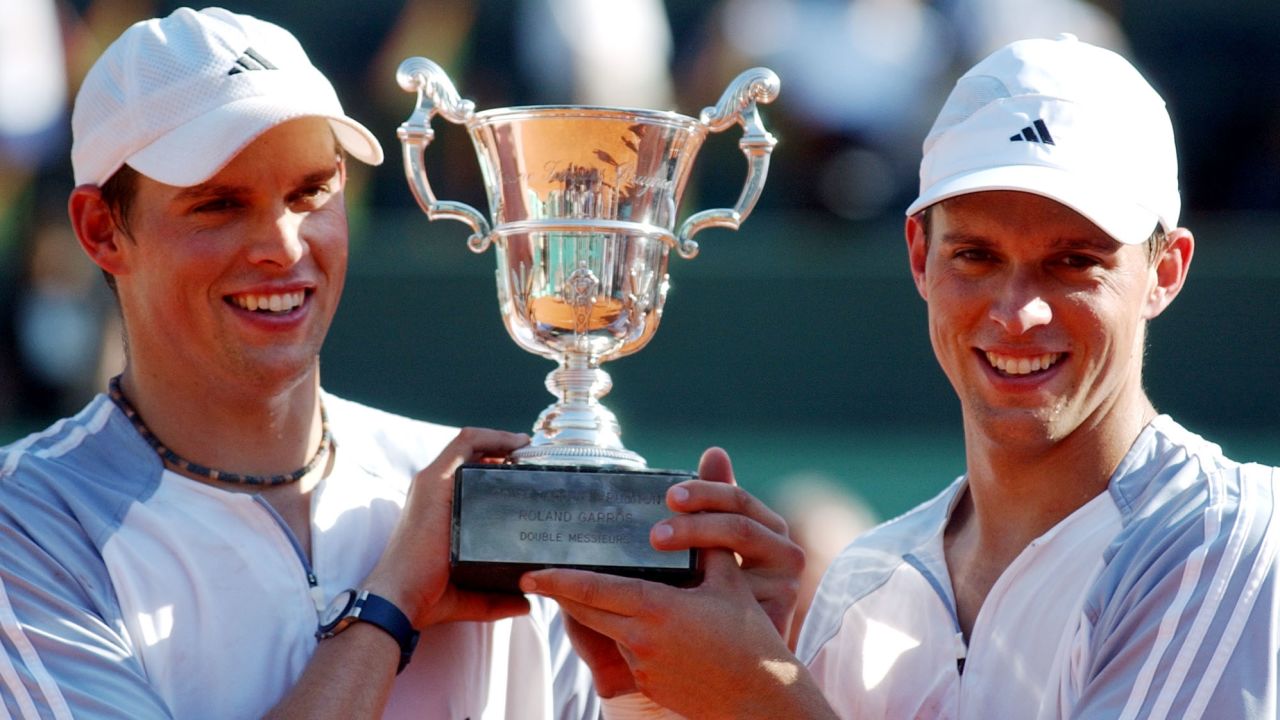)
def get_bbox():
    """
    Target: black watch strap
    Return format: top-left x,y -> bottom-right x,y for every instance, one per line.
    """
346,591 -> 420,674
